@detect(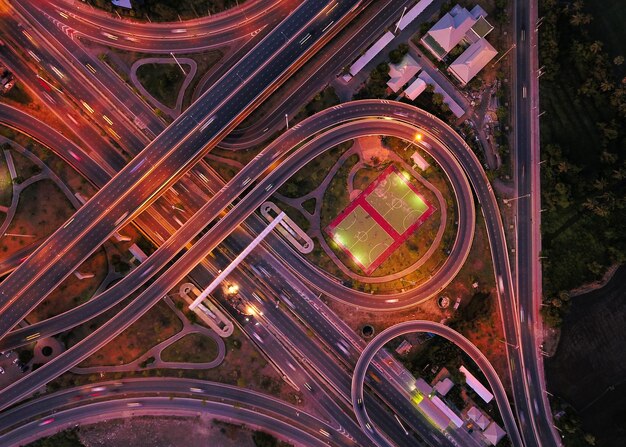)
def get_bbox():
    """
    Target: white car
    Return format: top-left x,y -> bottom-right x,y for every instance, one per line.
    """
0,367 -> 4,374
